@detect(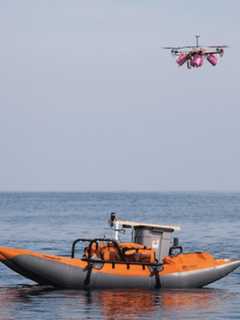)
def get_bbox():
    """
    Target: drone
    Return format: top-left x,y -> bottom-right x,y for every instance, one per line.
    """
163,35 -> 228,69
